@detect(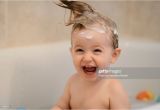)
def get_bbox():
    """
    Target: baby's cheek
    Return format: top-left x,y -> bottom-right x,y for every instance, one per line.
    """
97,55 -> 111,67
72,55 -> 82,65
